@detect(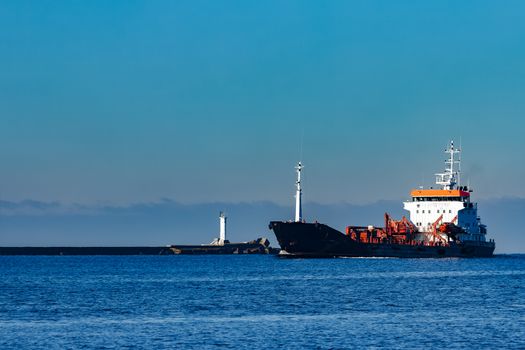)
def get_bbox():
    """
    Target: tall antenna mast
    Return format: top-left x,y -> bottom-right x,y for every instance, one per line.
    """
435,140 -> 461,190
458,137 -> 462,187
294,162 -> 303,222
299,128 -> 304,163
